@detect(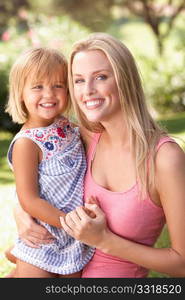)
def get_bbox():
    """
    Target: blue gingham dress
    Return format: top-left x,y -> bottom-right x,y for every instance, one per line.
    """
7,116 -> 94,274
